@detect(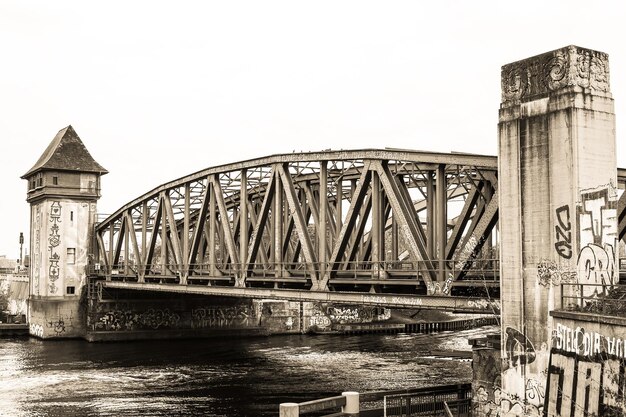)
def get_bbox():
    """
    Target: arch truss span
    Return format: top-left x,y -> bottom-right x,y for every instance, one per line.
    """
94,149 -> 500,296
